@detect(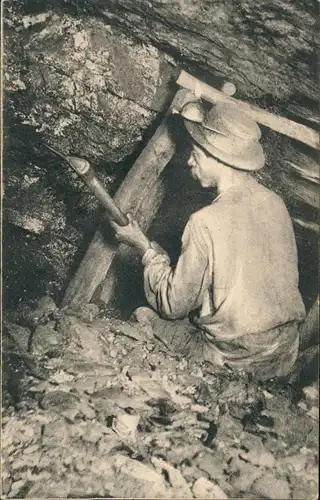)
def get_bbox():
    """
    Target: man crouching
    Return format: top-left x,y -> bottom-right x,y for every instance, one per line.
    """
112,101 -> 306,381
